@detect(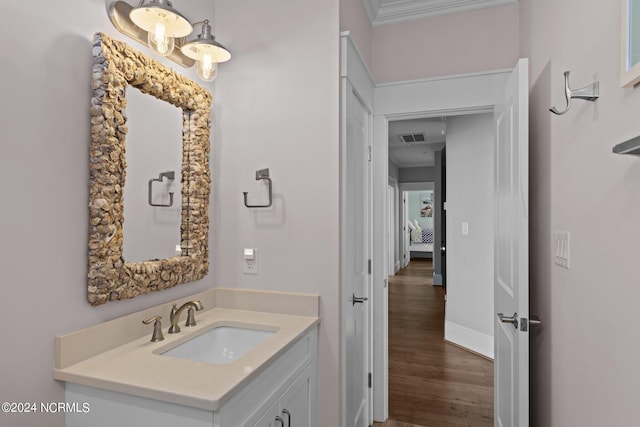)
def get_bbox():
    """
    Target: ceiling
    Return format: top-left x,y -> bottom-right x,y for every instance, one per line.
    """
388,118 -> 446,168
362,0 -> 518,25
